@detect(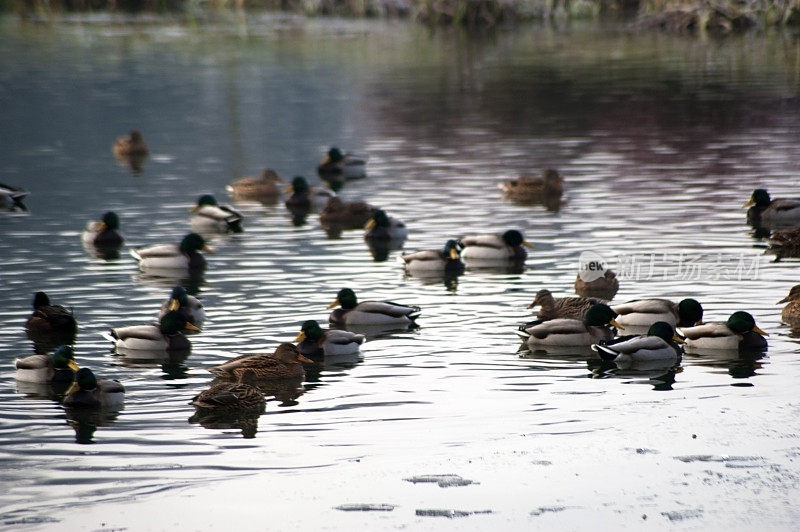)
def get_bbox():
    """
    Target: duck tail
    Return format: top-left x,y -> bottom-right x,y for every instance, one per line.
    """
407,307 -> 422,322
129,247 -> 142,261
515,325 -> 531,340
99,330 -> 116,343
592,343 -> 619,361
